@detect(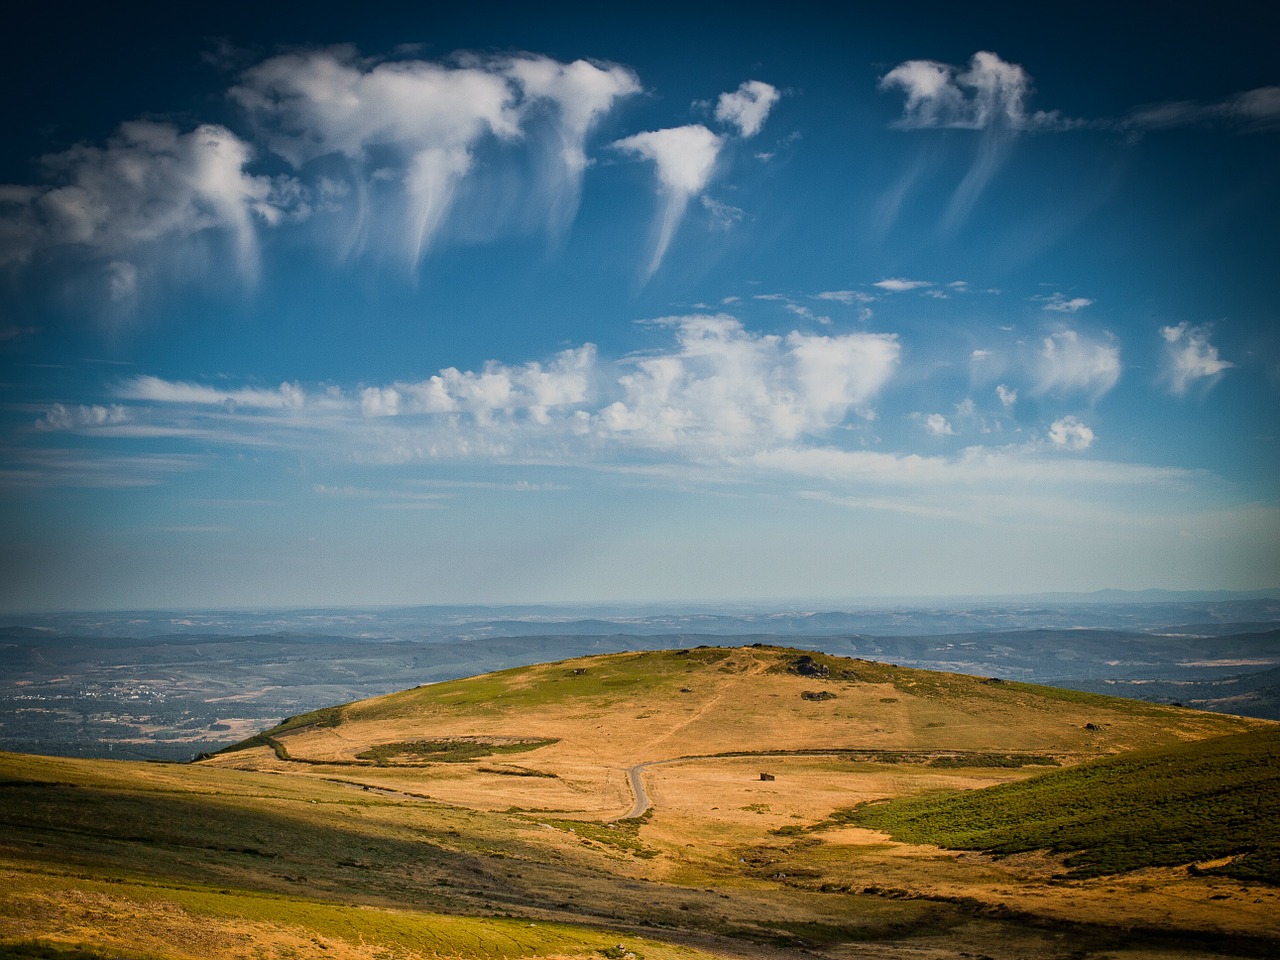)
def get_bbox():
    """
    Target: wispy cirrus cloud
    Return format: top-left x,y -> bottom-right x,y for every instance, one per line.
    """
814,290 -> 874,305
878,51 -> 1079,230
1123,86 -> 1280,133
233,48 -> 640,266
614,79 -> 777,277
1036,292 -> 1094,313
34,403 -> 129,432
873,277 -> 933,292
0,47 -> 643,304
613,124 -> 724,278
1035,329 -> 1121,399
879,51 -> 1073,132
750,443 -> 1191,493
1159,322 -> 1234,395
0,121 -> 296,295
117,376 -> 308,410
